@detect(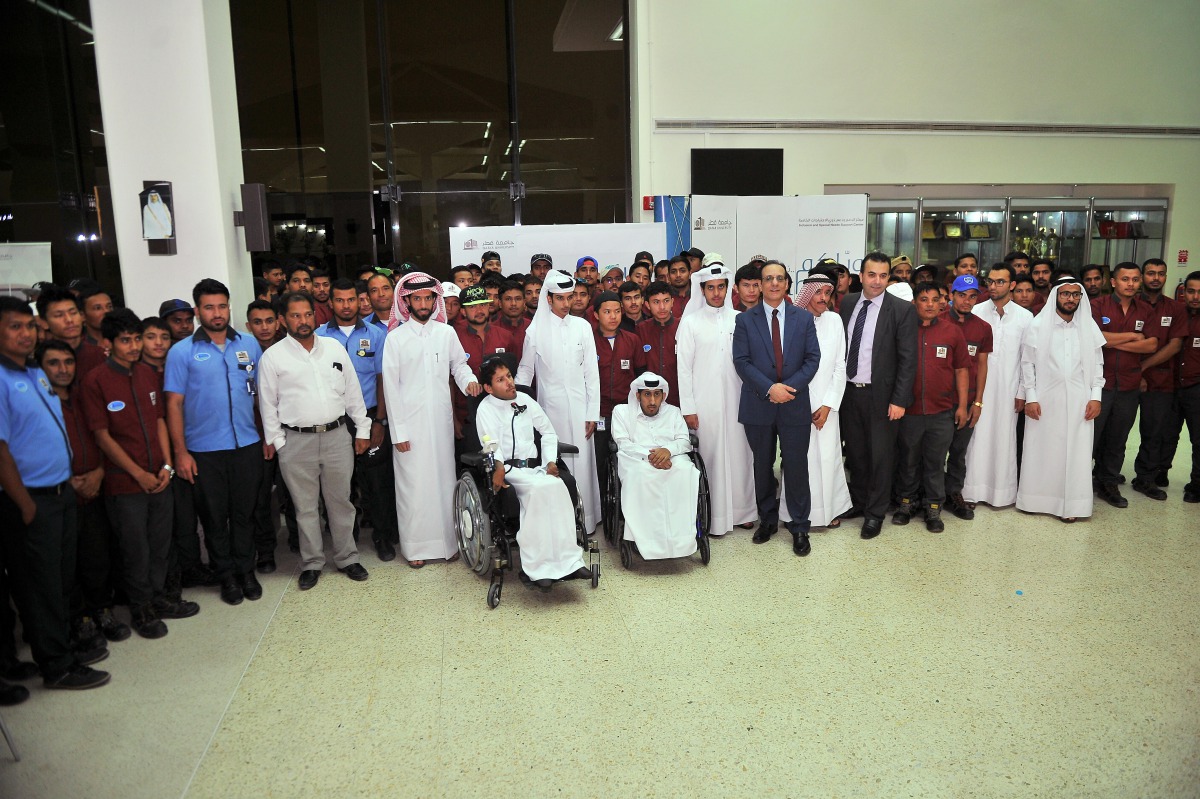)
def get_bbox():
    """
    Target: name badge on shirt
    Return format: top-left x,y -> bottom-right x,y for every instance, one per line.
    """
1193,337 -> 1200,348
236,350 -> 250,364
967,344 -> 978,356
38,377 -> 51,393
107,400 -> 126,412
1161,316 -> 1173,326
1134,320 -> 1145,332
597,418 -> 607,432
620,359 -> 630,369
1101,316 -> 1111,325
150,391 -> 157,406
935,346 -> 948,359
359,338 -> 371,351
643,344 -> 652,353
194,352 -> 211,362
495,348 -> 505,353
